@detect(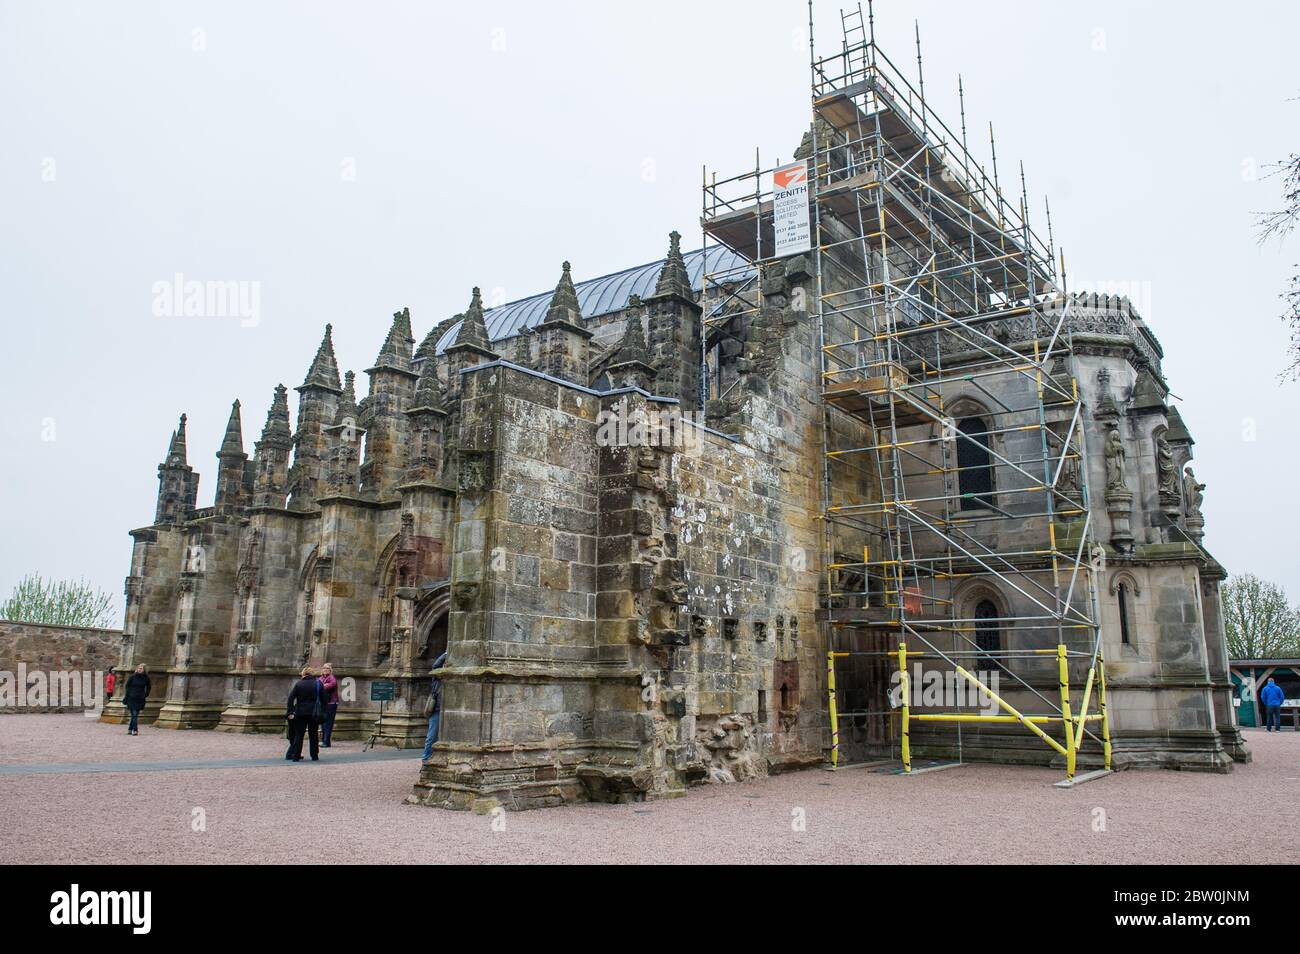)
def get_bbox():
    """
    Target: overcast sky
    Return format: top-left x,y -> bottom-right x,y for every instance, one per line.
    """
1,0 -> 1296,623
